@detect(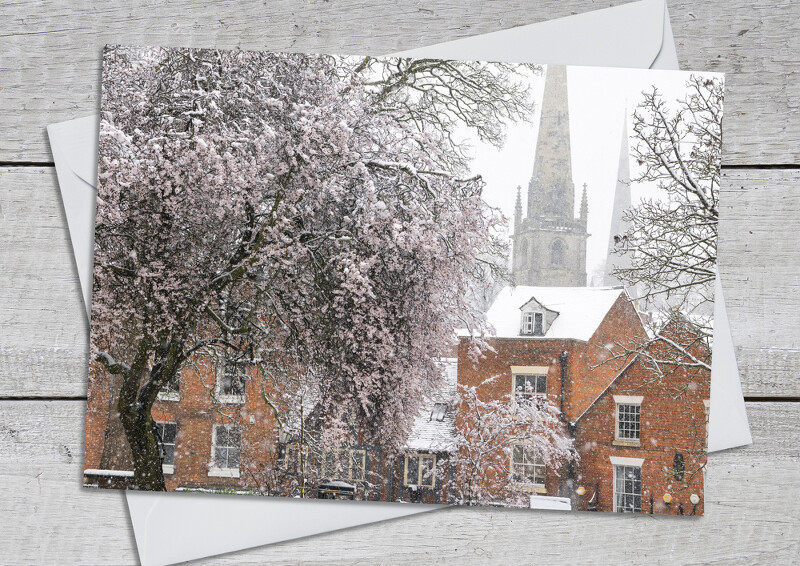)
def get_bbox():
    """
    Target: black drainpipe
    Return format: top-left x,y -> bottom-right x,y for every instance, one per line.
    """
560,350 -> 579,505
559,350 -> 569,420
